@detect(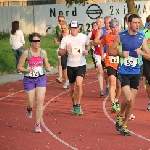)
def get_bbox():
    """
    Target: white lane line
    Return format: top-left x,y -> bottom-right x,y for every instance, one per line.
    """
0,81 -> 54,101
0,90 -> 24,101
41,89 -> 78,150
41,75 -> 97,150
103,96 -> 150,142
